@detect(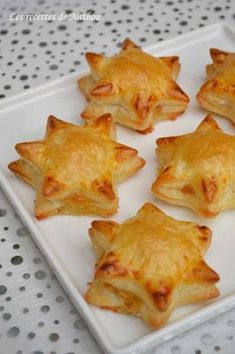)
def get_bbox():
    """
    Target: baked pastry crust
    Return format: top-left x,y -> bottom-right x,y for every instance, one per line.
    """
78,38 -> 189,133
152,114 -> 235,217
85,203 -> 219,328
197,48 -> 235,123
8,114 -> 145,219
